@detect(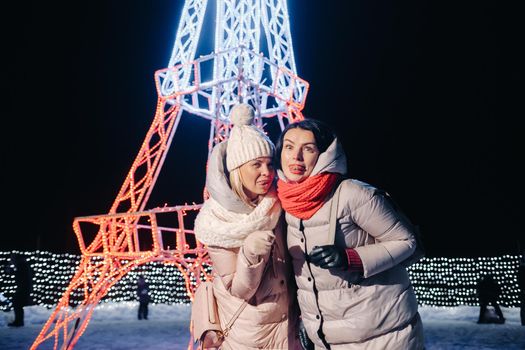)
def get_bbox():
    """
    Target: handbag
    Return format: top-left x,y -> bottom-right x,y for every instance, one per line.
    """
191,280 -> 247,349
